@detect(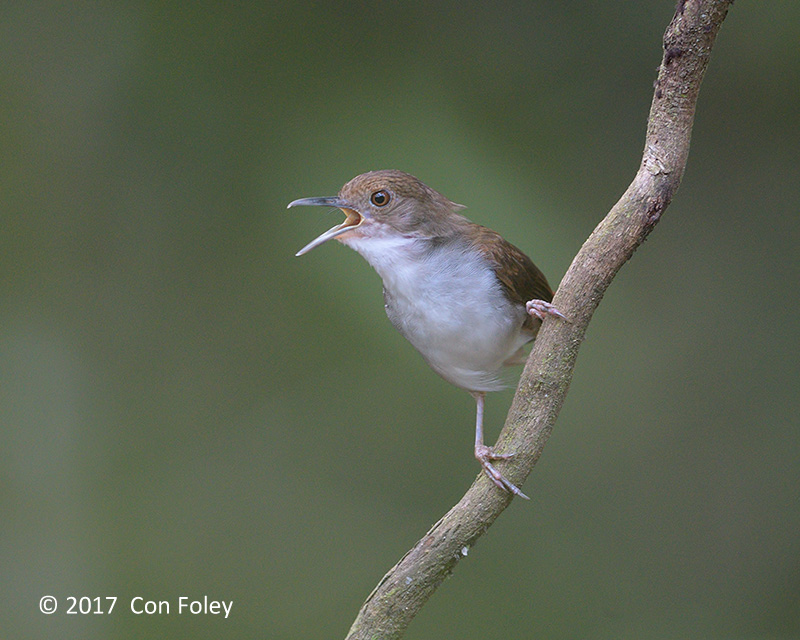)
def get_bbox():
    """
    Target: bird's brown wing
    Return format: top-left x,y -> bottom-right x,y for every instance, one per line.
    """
470,224 -> 554,333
